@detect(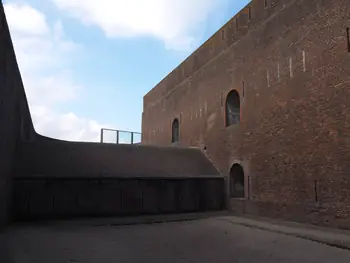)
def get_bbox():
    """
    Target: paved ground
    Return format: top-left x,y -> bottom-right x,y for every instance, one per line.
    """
221,215 -> 350,250
1,217 -> 350,263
